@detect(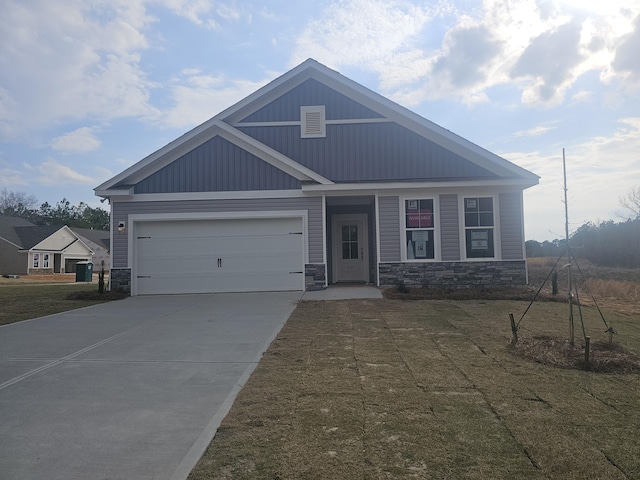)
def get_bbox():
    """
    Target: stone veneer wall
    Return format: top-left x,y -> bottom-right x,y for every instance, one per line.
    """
305,264 -> 326,291
110,268 -> 132,294
379,261 -> 527,288
28,268 -> 54,275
